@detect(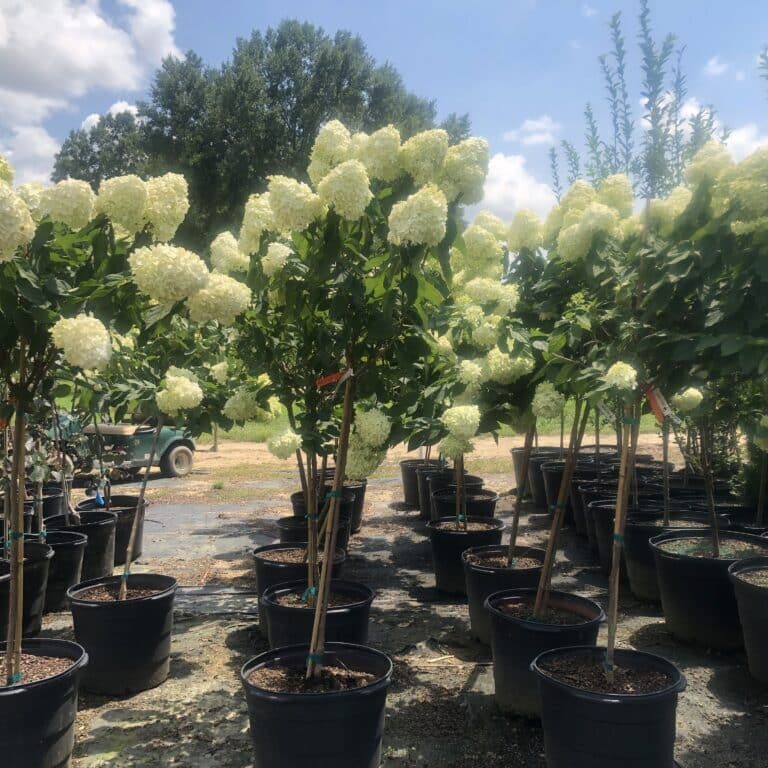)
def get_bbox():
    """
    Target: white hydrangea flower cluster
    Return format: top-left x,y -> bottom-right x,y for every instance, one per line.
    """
399,129 -> 449,185
144,173 -> 189,241
156,368 -> 203,416
345,431 -> 386,481
307,120 -> 352,185
438,434 -> 474,460
267,429 -> 303,460
268,175 -> 325,232
239,193 -> 274,254
753,415 -> 768,452
442,405 -> 481,440
685,141 -> 732,187
354,406 -> 391,448
186,272 -> 251,325
619,214 -> 643,241
557,202 -> 620,261
51,314 -> 112,370
96,174 -> 148,234
463,304 -> 485,327
472,318 -> 501,349
532,382 -> 565,419
463,277 -> 502,305
711,148 -> 768,235
648,186 -> 692,232
434,333 -> 456,361
458,359 -> 484,391
210,361 -> 229,384
210,231 -> 249,274
437,137 -> 489,204
670,387 -> 704,413
495,284 -> 520,315
597,174 -> 634,218
317,159 -> 372,220
0,153 -> 13,185
485,348 -> 534,384
387,184 -> 448,247
354,125 -> 401,181
0,184 -> 34,262
111,330 -> 136,352
472,211 -> 508,241
507,209 -> 543,252
129,244 -> 209,304
461,223 -> 503,278
604,361 -> 638,391
40,179 -> 95,230
262,242 -> 292,277
15,182 -> 45,220
223,387 -> 278,423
